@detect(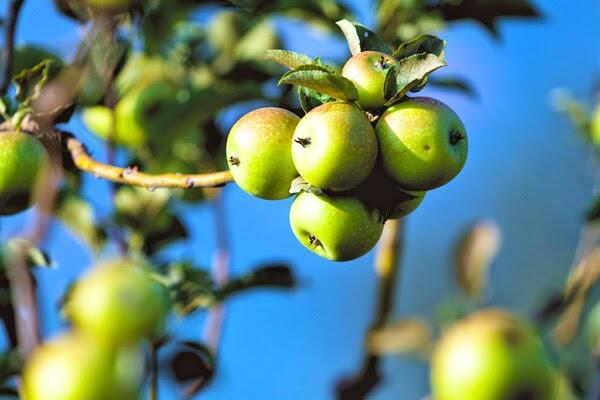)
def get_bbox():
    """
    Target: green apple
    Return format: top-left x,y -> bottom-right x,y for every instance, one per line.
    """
354,164 -> 425,220
592,104 -> 600,147
22,333 -> 142,400
82,79 -> 178,148
64,259 -> 170,346
431,309 -> 557,400
0,131 -> 49,215
341,51 -> 396,109
292,101 -> 378,191
376,97 -> 468,191
226,107 -> 300,200
289,191 -> 383,261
